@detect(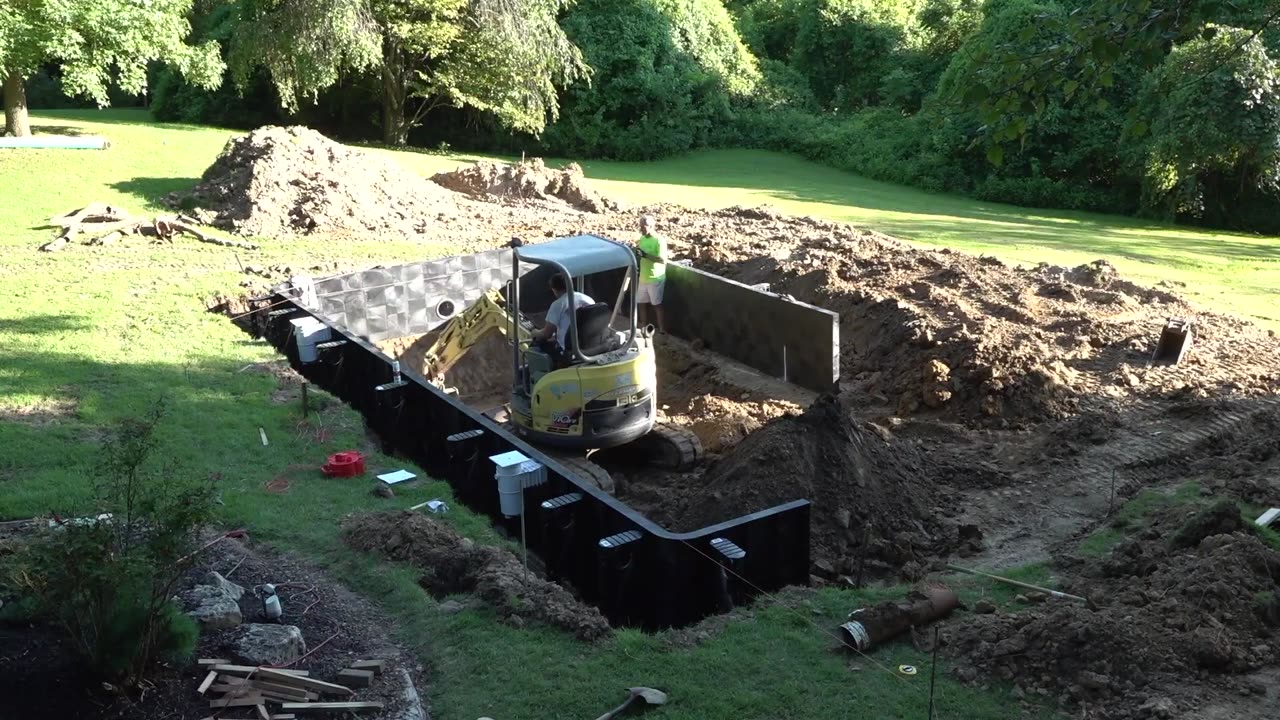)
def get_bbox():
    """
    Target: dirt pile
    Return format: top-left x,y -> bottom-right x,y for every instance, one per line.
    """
342,511 -> 611,640
610,204 -> 1280,425
648,392 -> 969,579
653,337 -> 805,455
187,126 -> 455,239
948,505 -> 1280,718
431,158 -> 619,213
